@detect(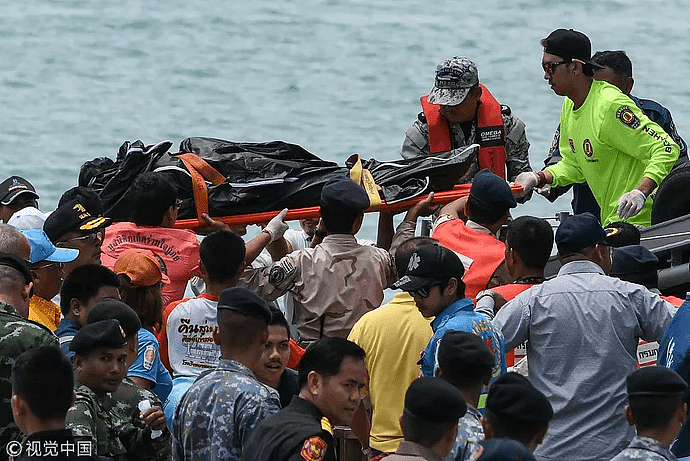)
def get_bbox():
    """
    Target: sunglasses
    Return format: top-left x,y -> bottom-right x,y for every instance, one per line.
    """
542,60 -> 569,75
31,261 -> 64,271
409,284 -> 439,299
57,230 -> 102,246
